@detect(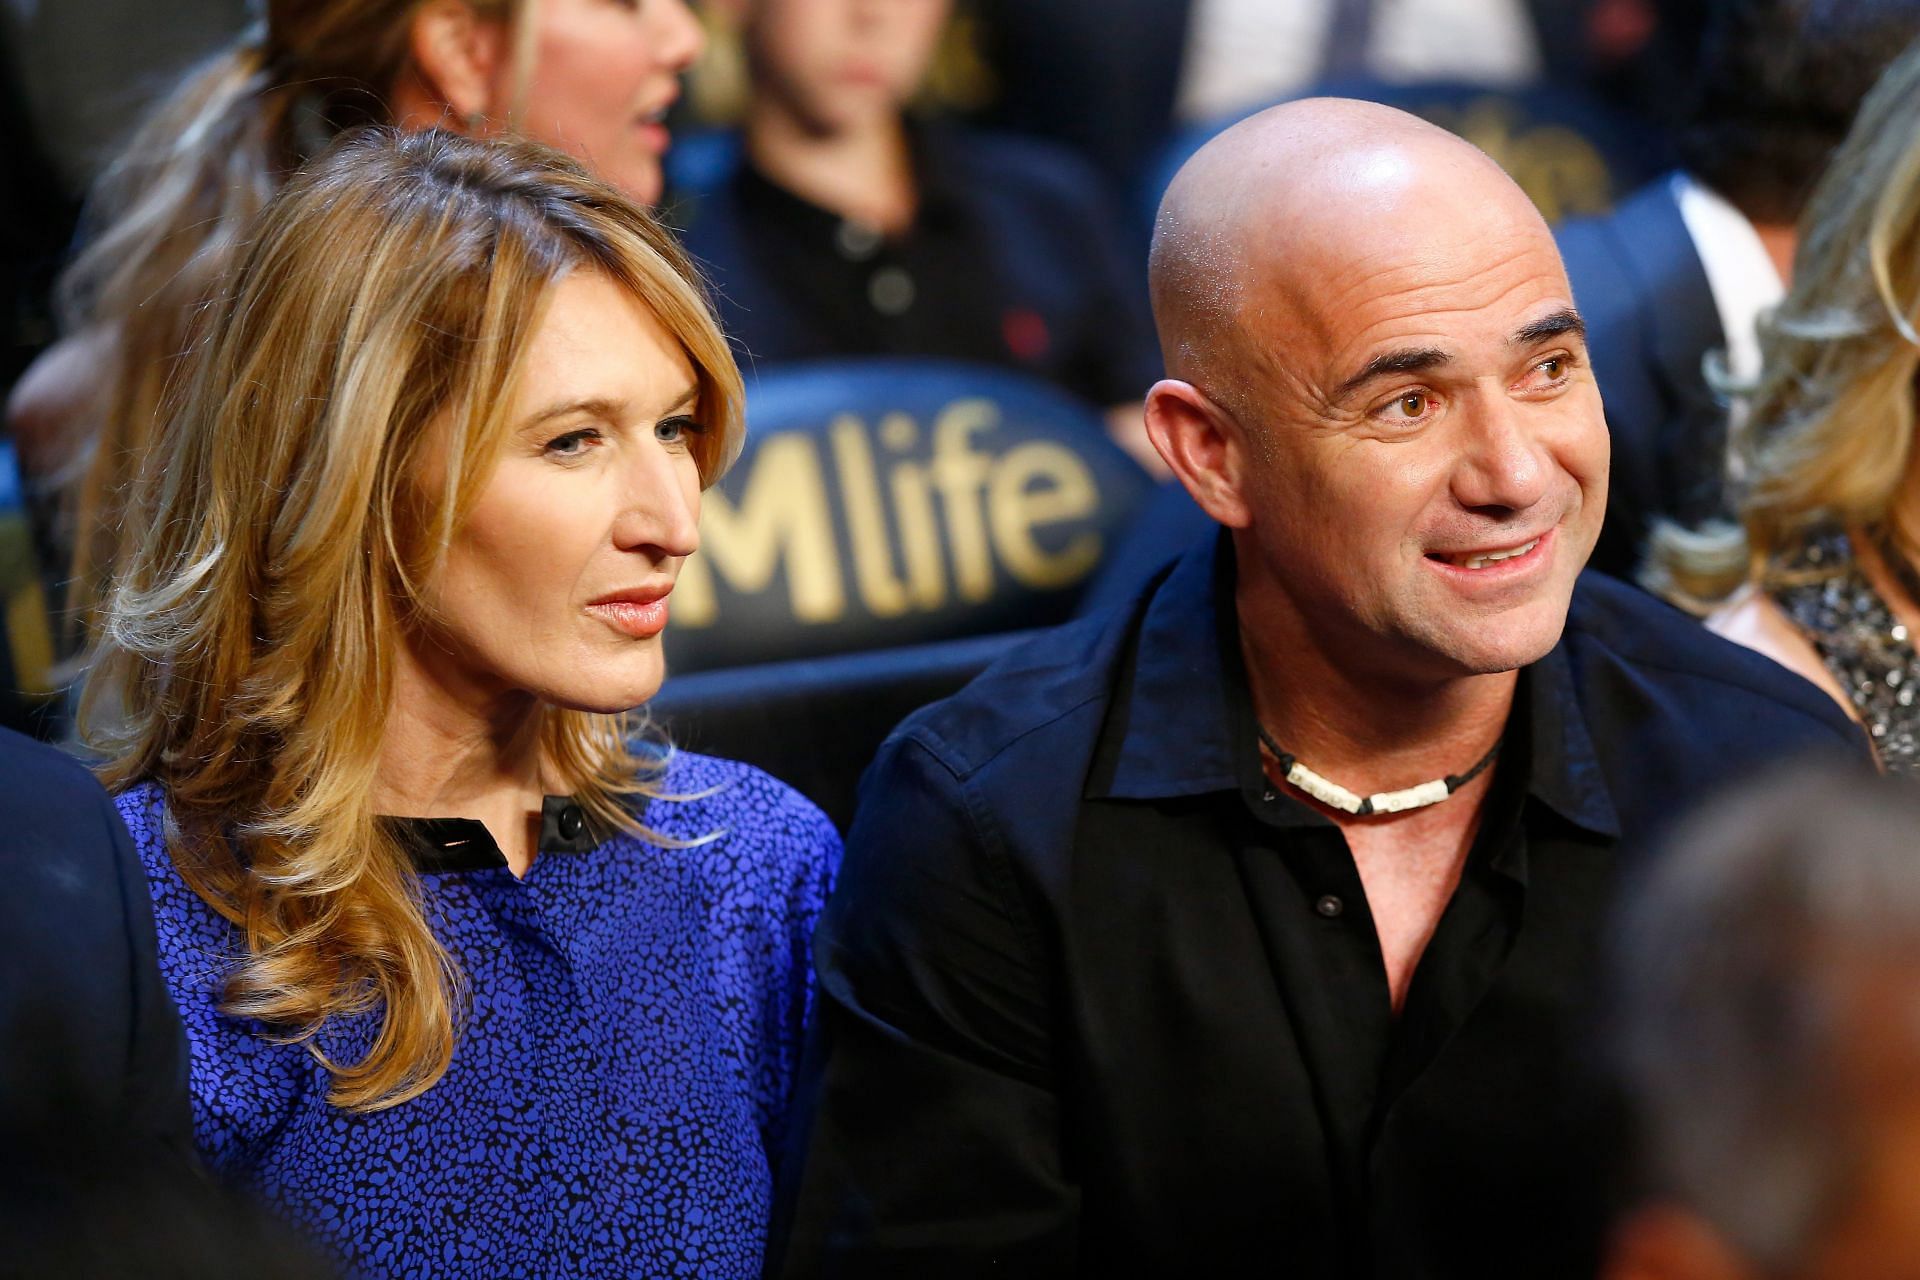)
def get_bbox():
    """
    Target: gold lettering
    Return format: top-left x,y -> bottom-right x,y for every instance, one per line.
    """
988,442 -> 1102,590
930,399 -> 998,602
890,459 -> 947,610
831,416 -> 912,618
675,433 -> 845,627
